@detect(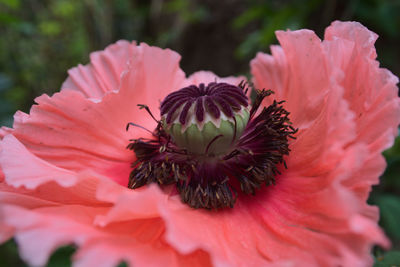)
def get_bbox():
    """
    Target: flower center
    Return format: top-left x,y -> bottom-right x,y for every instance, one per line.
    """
126,82 -> 297,209
160,82 -> 249,156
